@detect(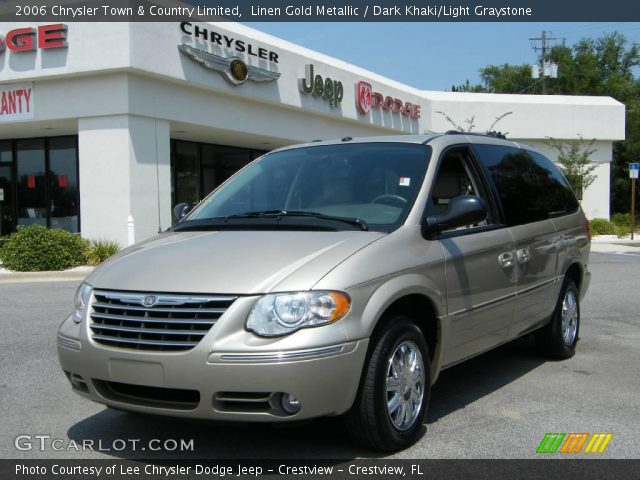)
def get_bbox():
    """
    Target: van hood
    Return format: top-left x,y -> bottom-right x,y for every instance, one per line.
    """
86,230 -> 385,294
